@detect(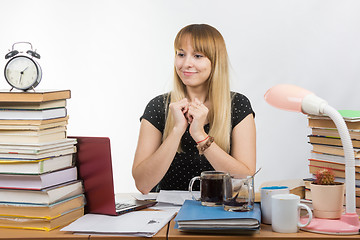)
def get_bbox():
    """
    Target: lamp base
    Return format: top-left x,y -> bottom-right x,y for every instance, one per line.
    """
300,213 -> 360,235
